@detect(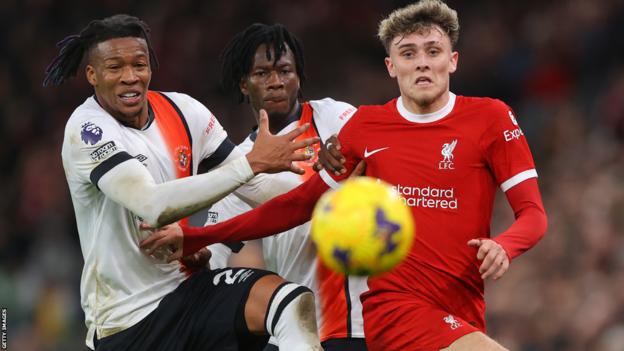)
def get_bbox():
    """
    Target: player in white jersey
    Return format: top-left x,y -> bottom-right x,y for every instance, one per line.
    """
208,23 -> 368,351
44,14 -> 324,351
